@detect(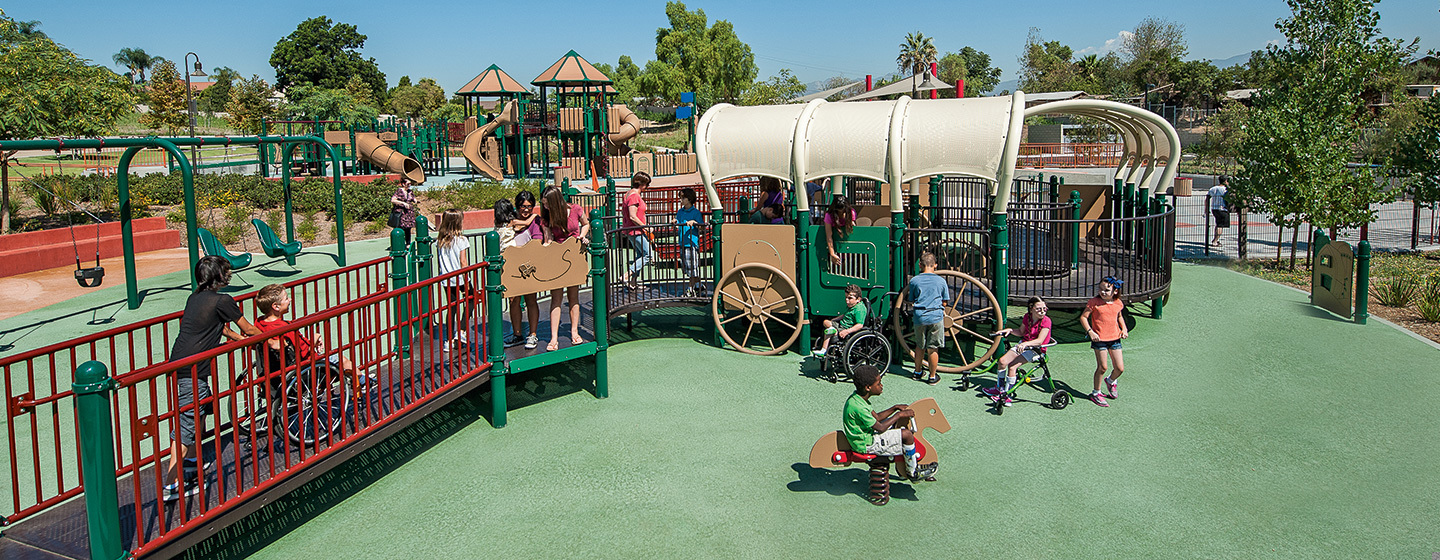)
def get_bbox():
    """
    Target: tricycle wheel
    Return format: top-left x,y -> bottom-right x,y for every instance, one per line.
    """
1050,391 -> 1071,410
